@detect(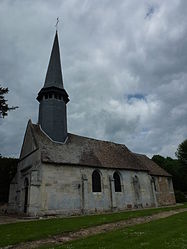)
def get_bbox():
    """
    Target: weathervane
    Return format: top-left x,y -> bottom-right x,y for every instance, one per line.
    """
55,17 -> 59,31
